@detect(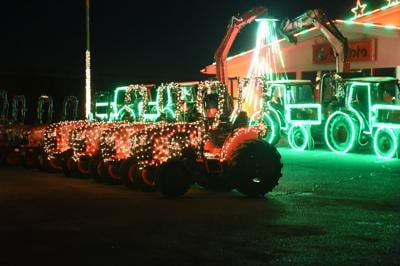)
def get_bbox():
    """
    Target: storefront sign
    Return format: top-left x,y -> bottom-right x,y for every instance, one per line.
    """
312,39 -> 376,64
